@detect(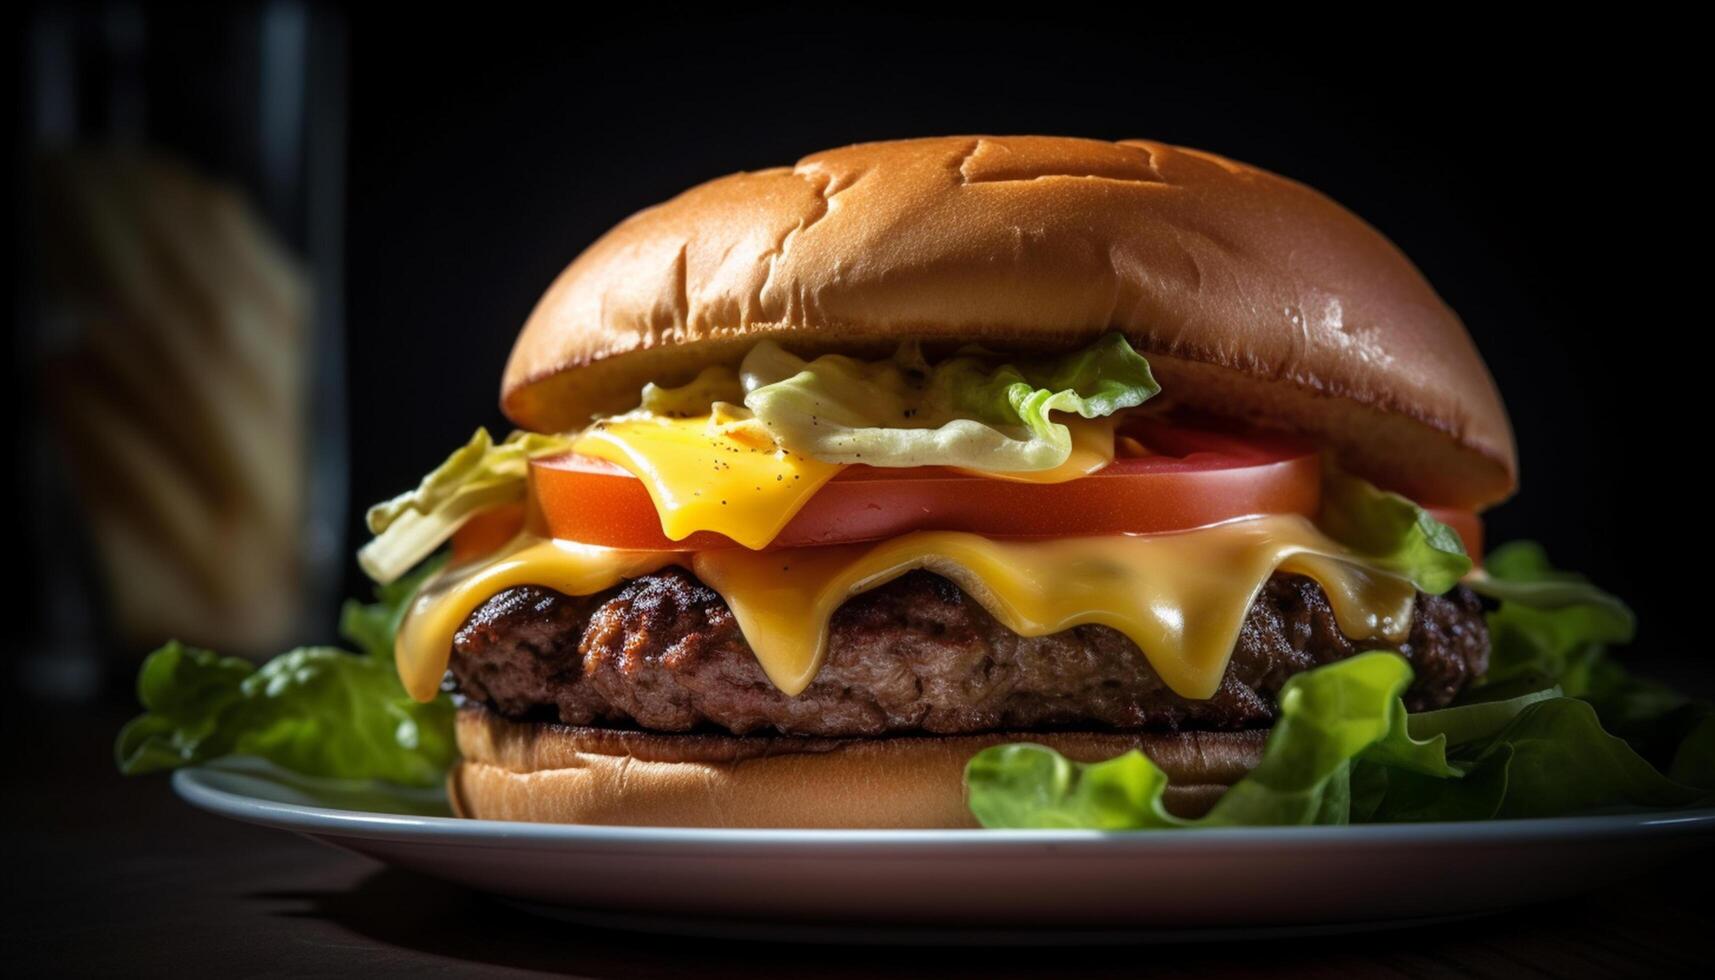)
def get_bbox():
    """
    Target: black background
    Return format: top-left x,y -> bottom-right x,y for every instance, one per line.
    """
342,8 -> 1696,677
